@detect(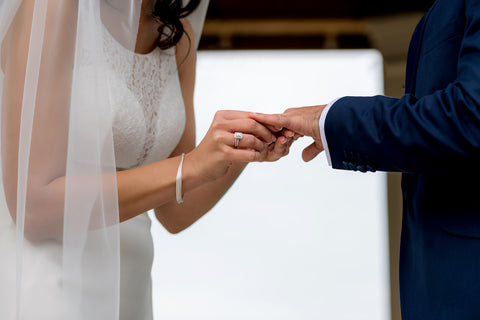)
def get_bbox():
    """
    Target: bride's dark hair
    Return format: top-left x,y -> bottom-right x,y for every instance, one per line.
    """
152,0 -> 200,49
